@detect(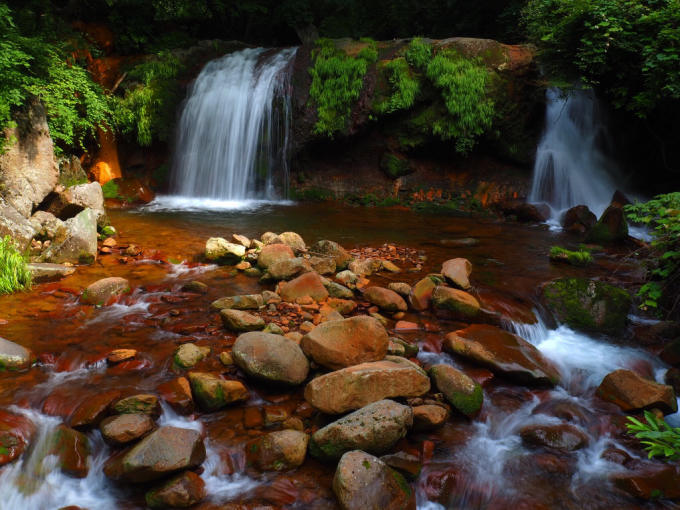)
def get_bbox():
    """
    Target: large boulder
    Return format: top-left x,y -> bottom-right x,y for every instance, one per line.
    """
0,98 -> 59,219
220,309 -> 265,332
100,413 -> 155,447
104,426 -> 206,483
543,278 -> 632,332
146,470 -> 206,509
26,263 -> 75,282
81,277 -> 130,306
232,332 -> 309,386
280,271 -> 329,303
429,364 -> 483,418
364,286 -> 408,313
441,259 -> 473,290
596,369 -> 677,415
205,238 -> 246,264
444,325 -> 560,386
210,294 -> 263,311
408,277 -> 437,311
309,240 -> 351,270
304,360 -> 430,414
267,257 -> 313,281
431,286 -> 480,319
562,205 -> 597,233
257,243 -> 295,269
333,451 -> 414,510
308,256 -> 336,275
585,205 -> 629,244
349,258 -> 376,276
519,423 -> 590,452
0,199 -> 36,251
310,400 -> 413,460
300,316 -> 388,370
41,208 -> 98,264
279,232 -> 306,254
0,337 -> 34,371
250,430 -> 309,471
46,182 -> 108,228
187,372 -> 250,412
